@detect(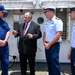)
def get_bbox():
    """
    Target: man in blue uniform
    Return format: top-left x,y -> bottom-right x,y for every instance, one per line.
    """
0,4 -> 10,75
67,5 -> 75,75
43,6 -> 63,75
